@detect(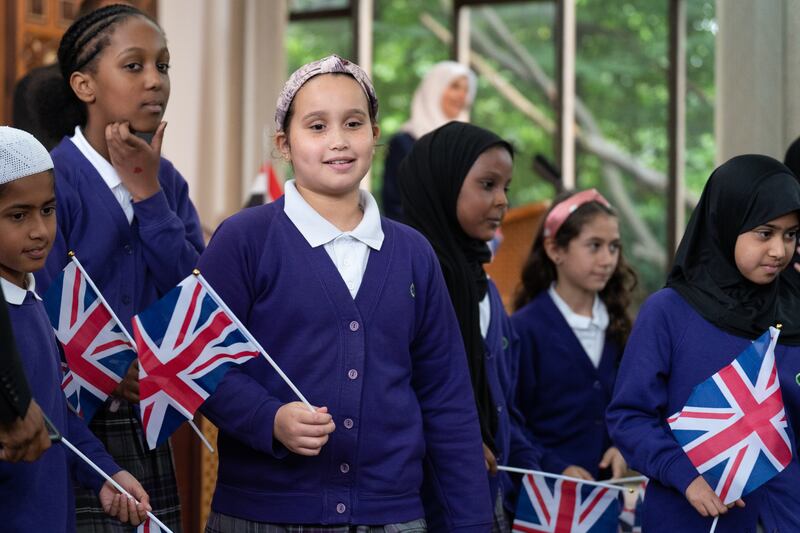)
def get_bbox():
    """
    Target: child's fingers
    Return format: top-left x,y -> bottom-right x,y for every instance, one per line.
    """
151,121 -> 167,153
117,495 -> 131,523
732,498 -> 746,508
107,492 -> 121,517
295,434 -> 330,451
